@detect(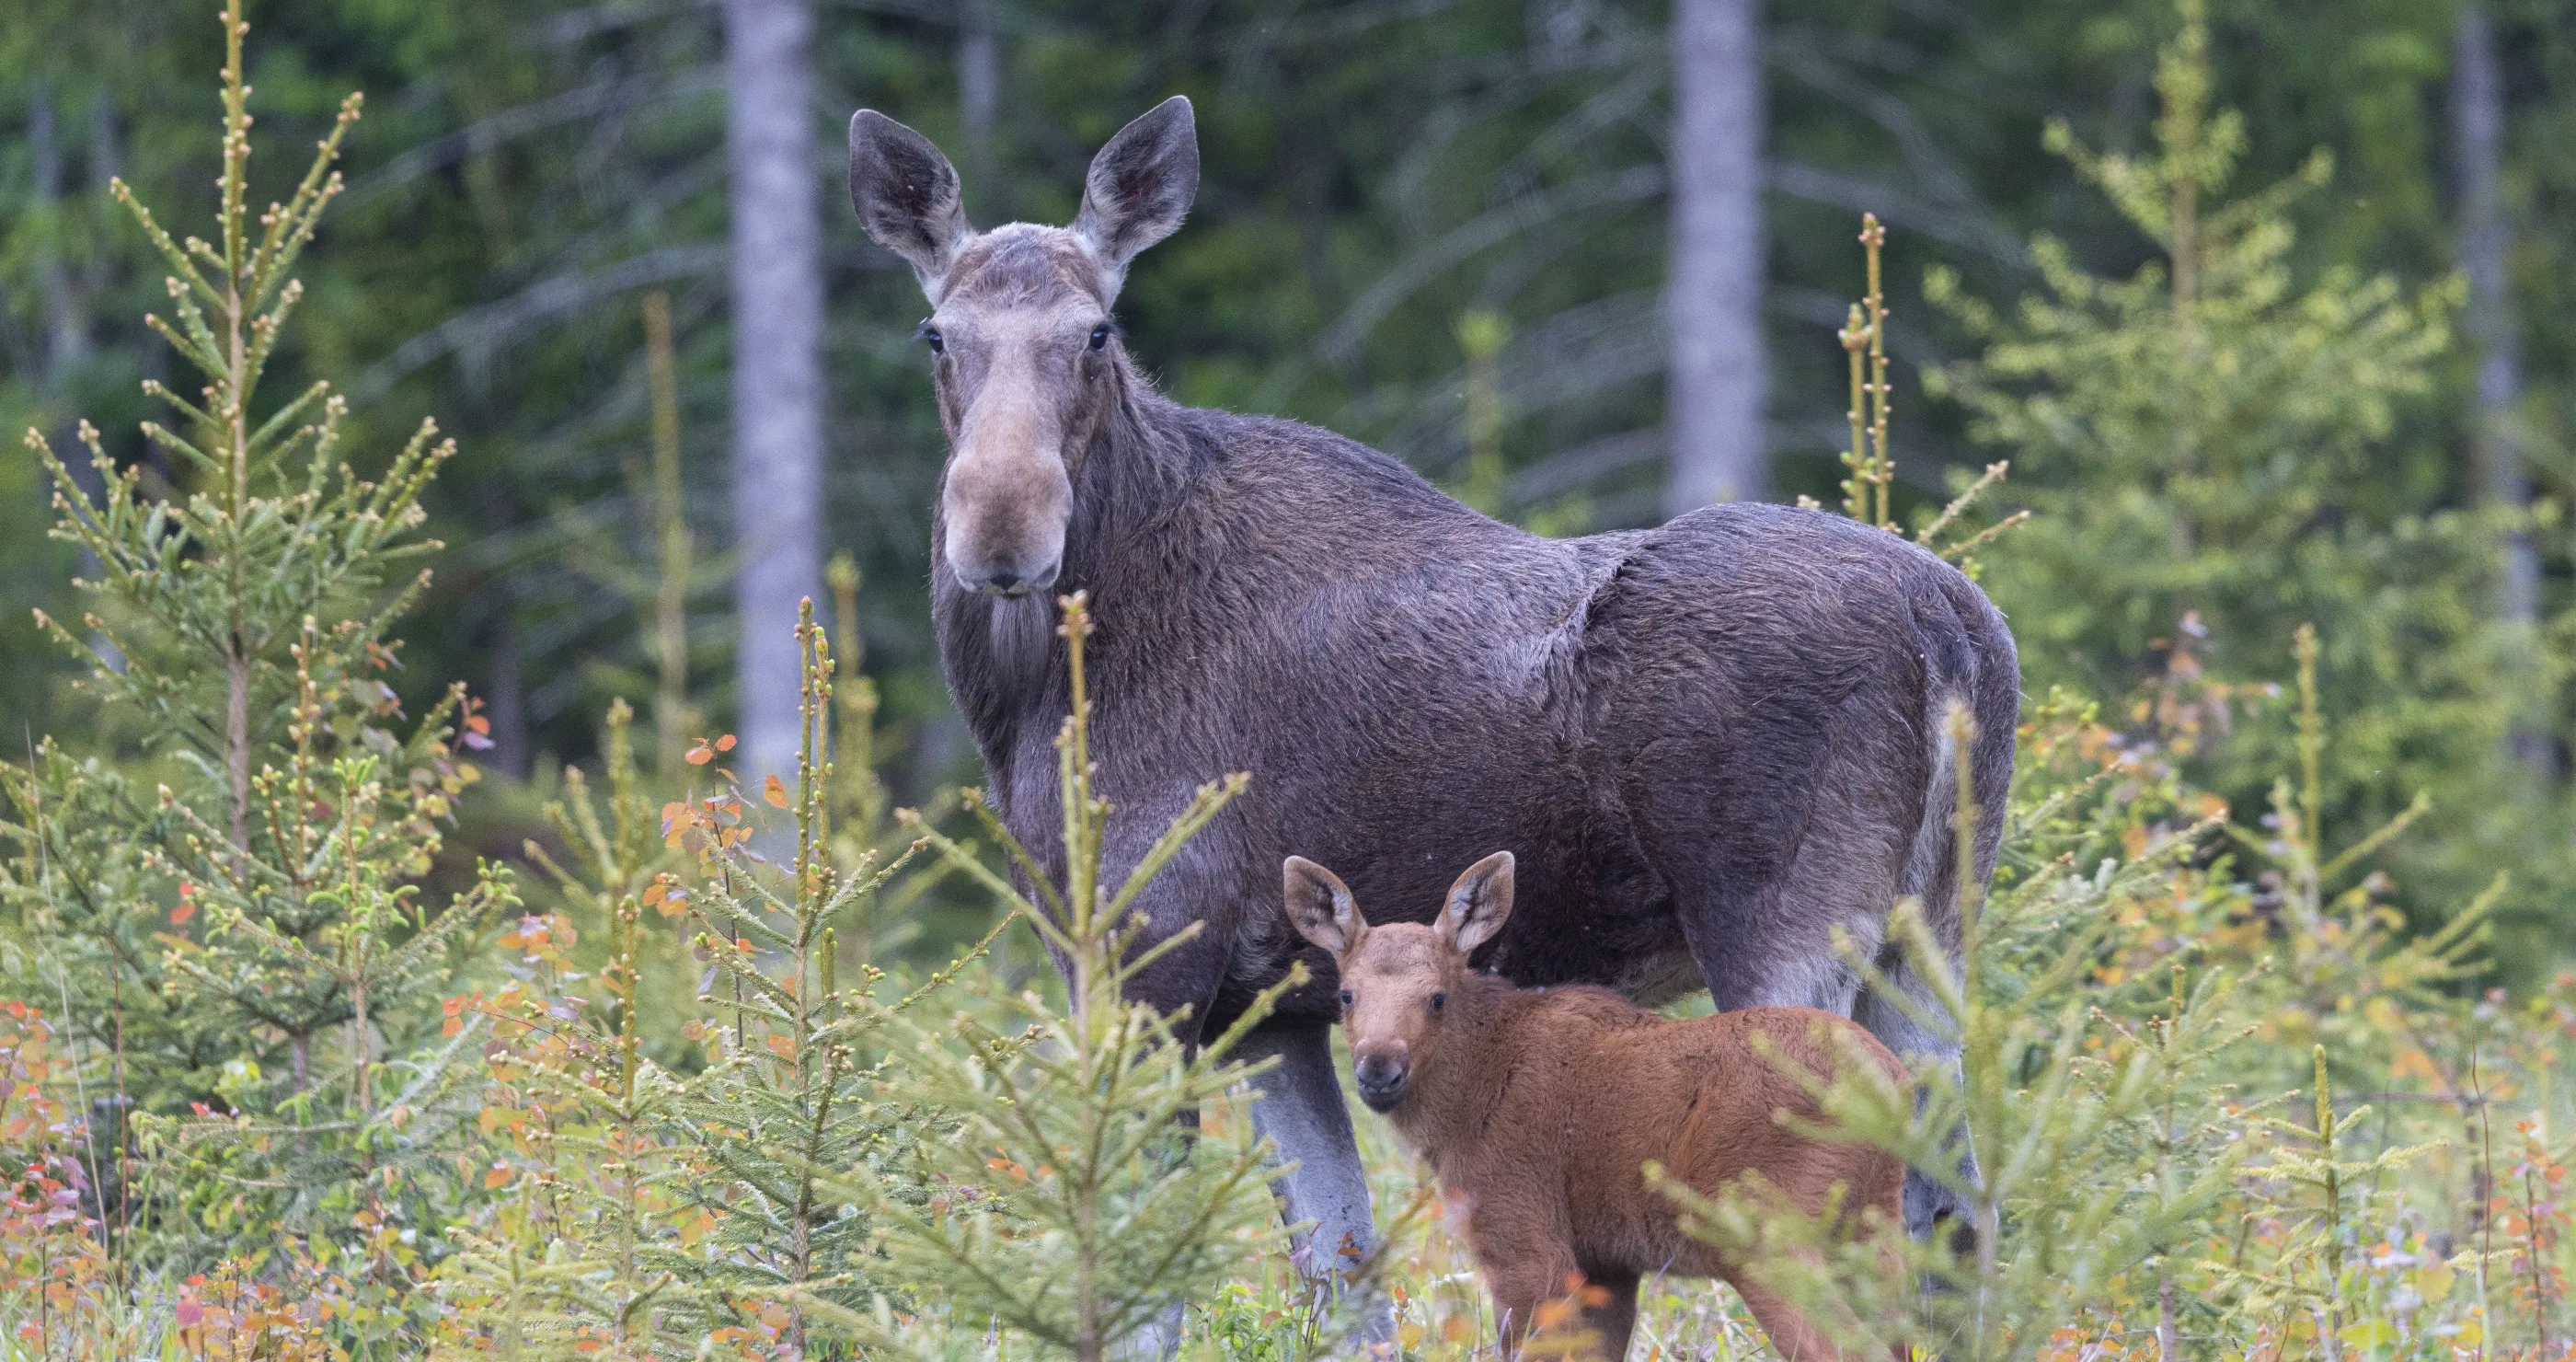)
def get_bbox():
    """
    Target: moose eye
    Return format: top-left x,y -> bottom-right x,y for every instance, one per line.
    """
917,321 -> 944,354
1087,323 -> 1111,352
1337,989 -> 1354,1010
1429,991 -> 1446,1016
